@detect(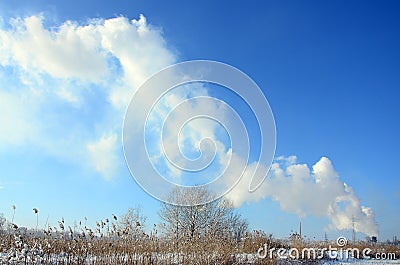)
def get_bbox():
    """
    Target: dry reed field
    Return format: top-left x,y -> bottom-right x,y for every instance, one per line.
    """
0,211 -> 275,264
1,210 -> 399,265
1,188 -> 399,264
0,188 -> 276,264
